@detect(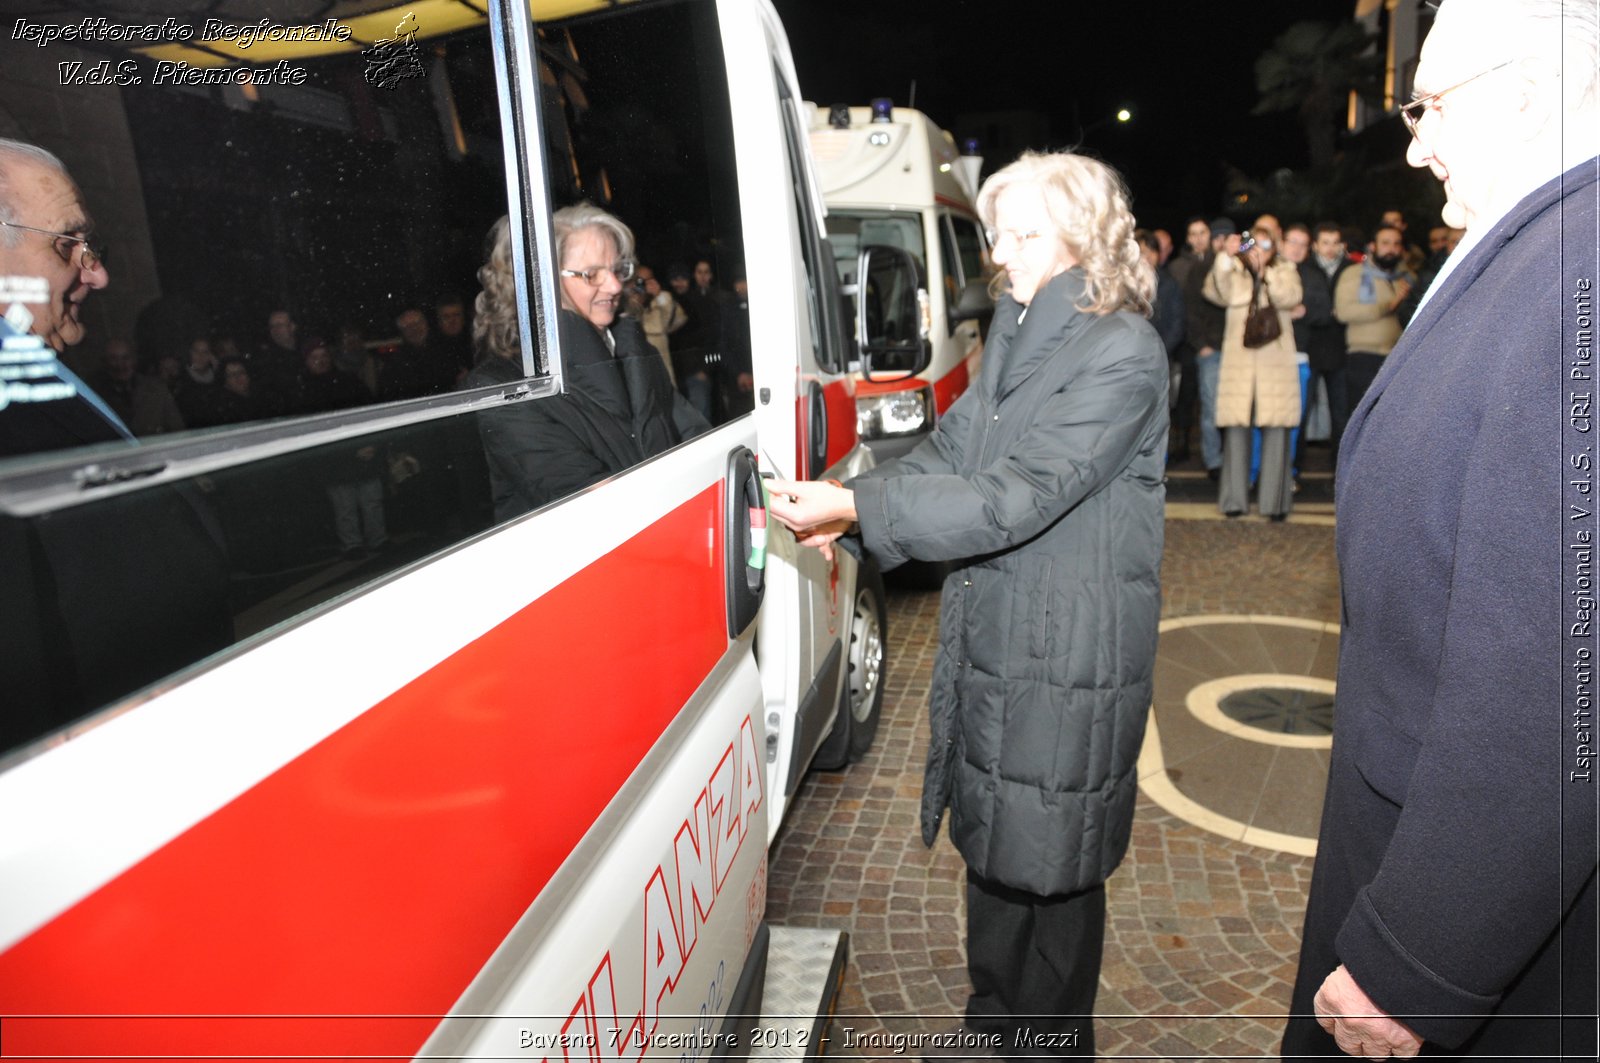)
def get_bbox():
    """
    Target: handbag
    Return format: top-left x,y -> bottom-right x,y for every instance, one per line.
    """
1242,268 -> 1282,349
